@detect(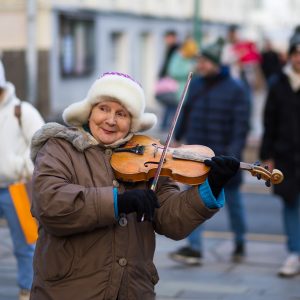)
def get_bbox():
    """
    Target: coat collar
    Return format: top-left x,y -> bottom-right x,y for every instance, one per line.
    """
30,122 -> 133,162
